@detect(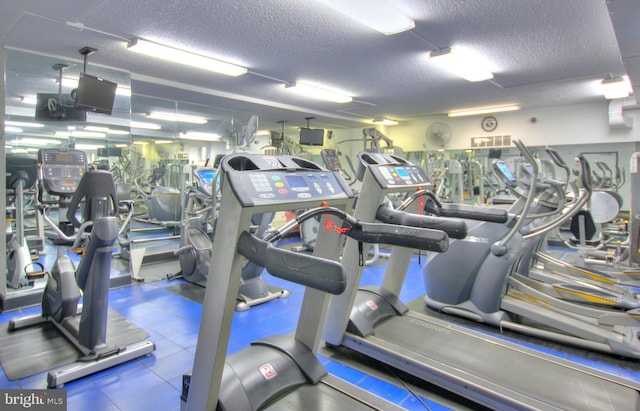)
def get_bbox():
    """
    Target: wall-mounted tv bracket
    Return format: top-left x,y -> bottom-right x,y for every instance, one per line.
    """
304,116 -> 315,128
52,63 -> 68,101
